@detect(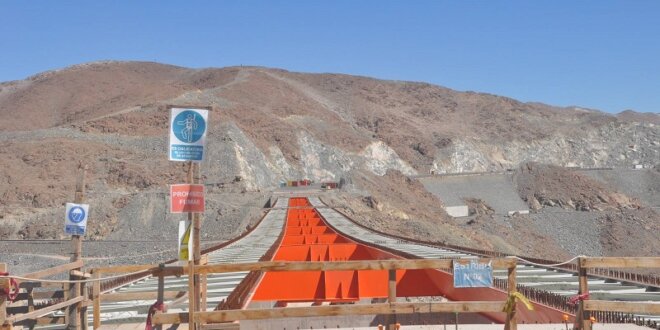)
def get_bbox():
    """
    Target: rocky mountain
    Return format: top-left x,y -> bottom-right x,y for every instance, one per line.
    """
0,61 -> 658,260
